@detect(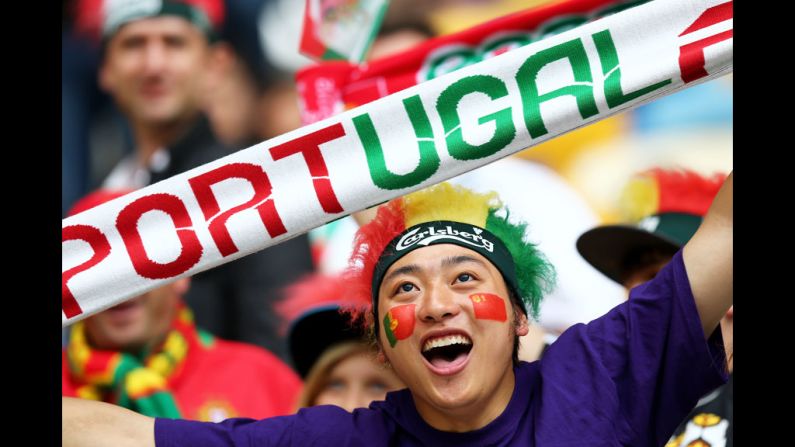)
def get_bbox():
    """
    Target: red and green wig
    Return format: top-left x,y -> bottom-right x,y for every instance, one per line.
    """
343,182 -> 555,330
